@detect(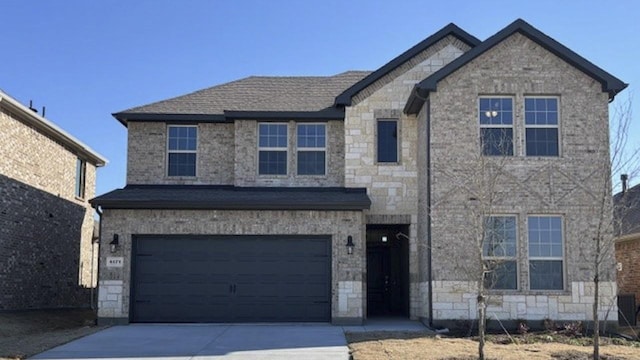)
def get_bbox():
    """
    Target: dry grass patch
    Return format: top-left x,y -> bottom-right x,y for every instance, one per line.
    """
0,309 -> 105,360
346,331 -> 640,360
